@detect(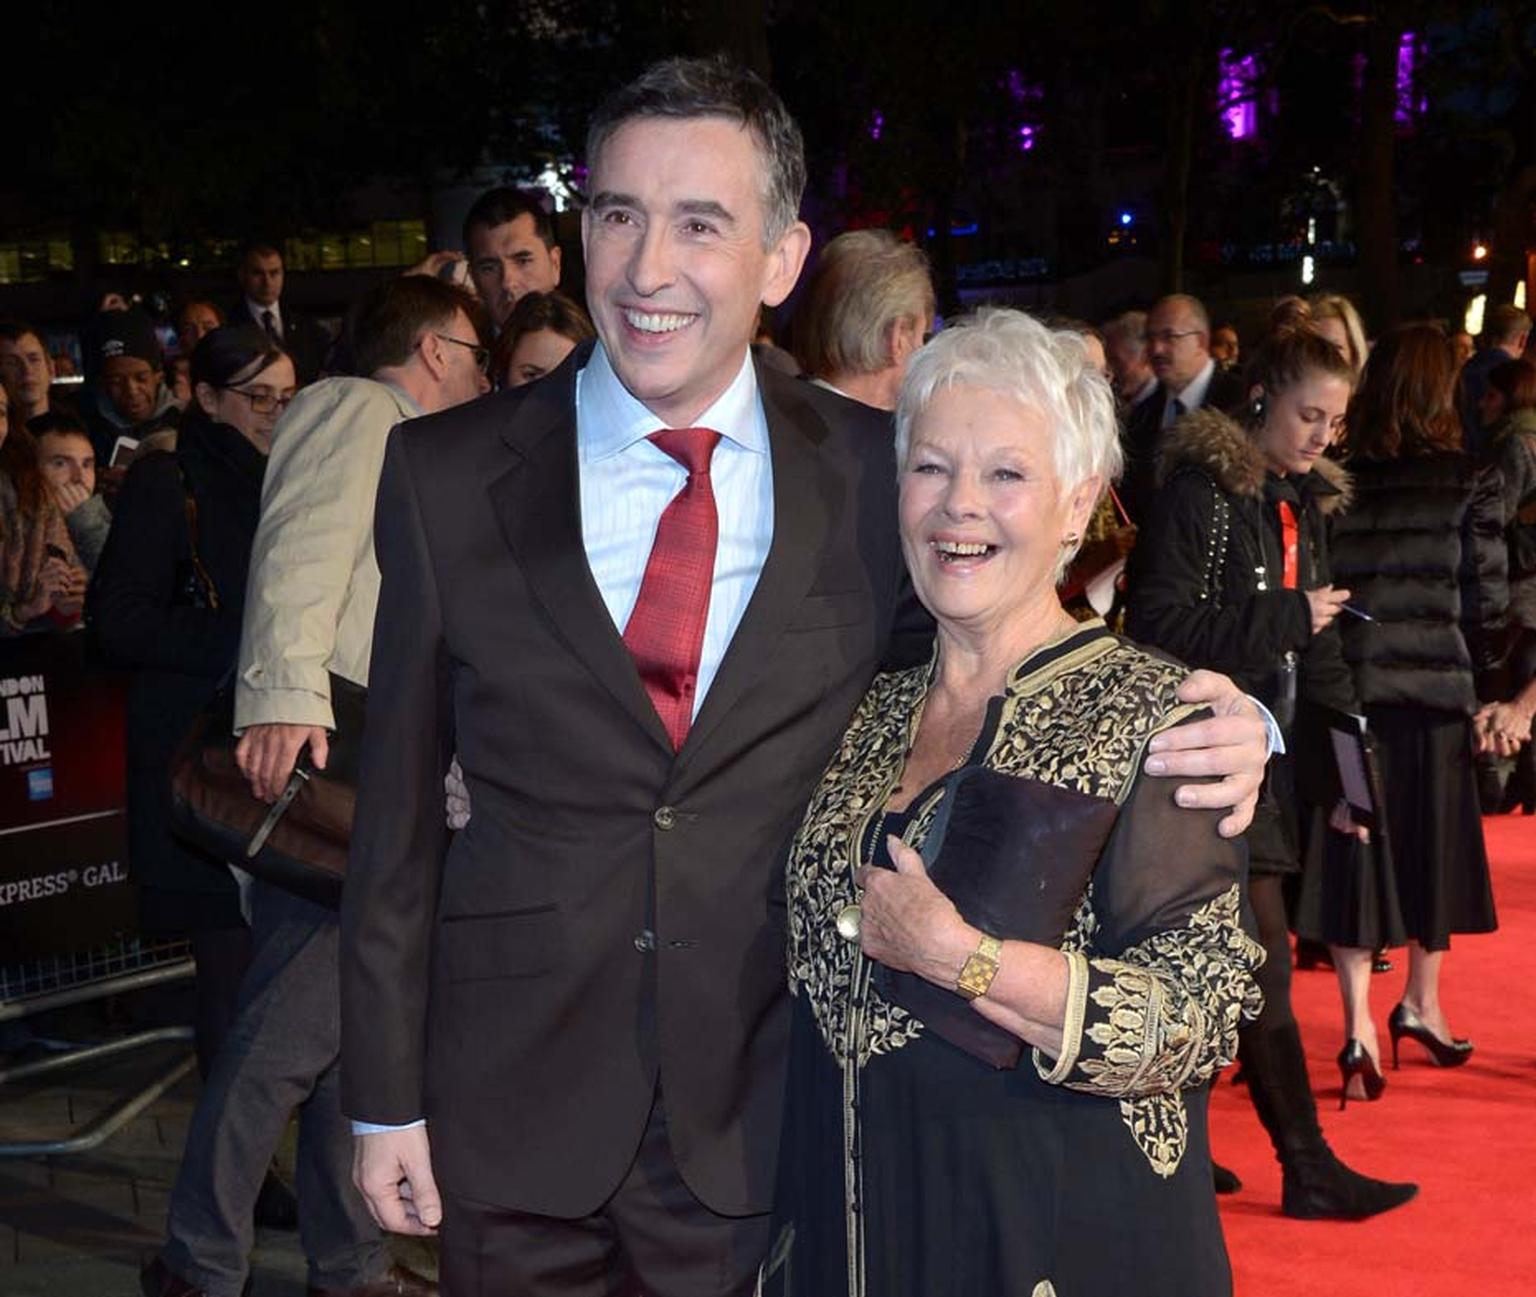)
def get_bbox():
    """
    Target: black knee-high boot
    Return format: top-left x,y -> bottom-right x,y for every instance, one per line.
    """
1238,1022 -> 1417,1220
